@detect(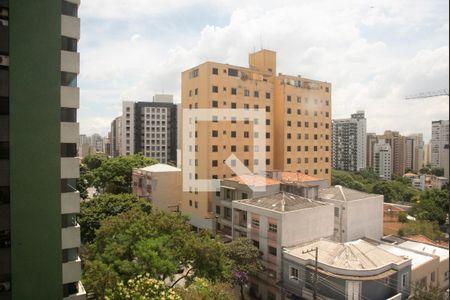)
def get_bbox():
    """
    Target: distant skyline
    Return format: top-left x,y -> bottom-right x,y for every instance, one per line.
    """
79,0 -> 449,141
